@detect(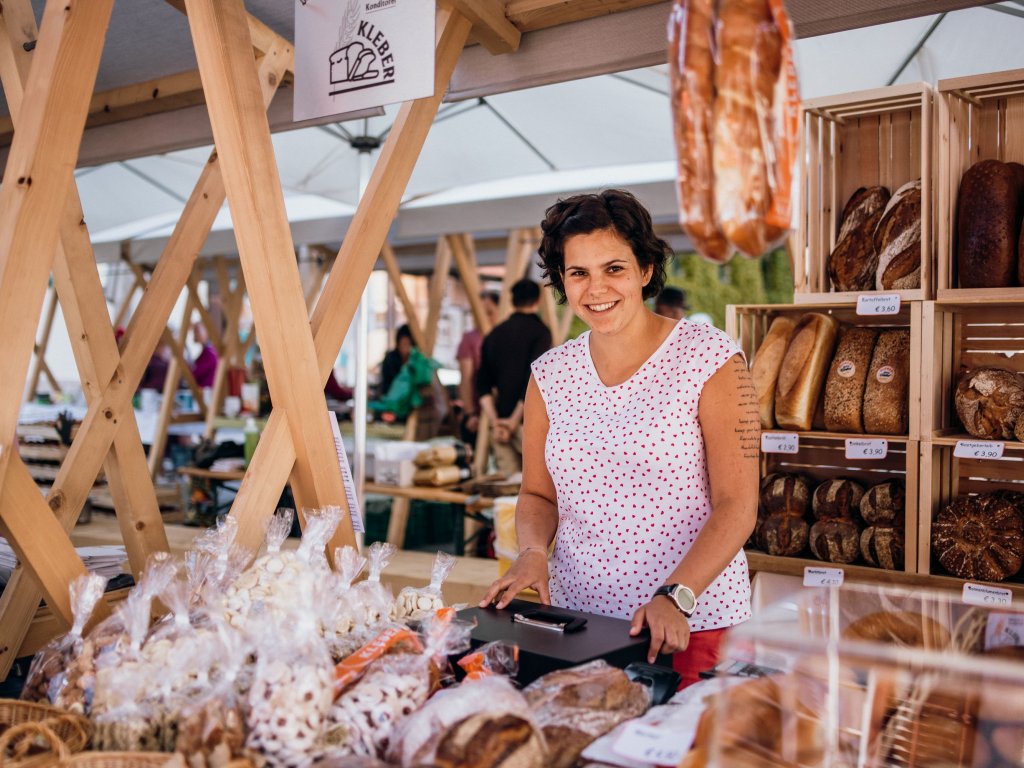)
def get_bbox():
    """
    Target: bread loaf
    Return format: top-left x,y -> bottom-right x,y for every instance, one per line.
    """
860,526 -> 904,570
932,493 -> 1024,582
823,327 -> 878,433
751,316 -> 796,428
670,0 -> 732,263
827,187 -> 890,292
809,518 -> 861,563
957,159 -> 1024,288
955,367 -> 1024,440
874,179 -> 922,290
812,478 -> 865,520
760,514 -> 809,556
842,610 -> 951,648
713,0 -> 786,258
774,313 -> 839,431
433,714 -> 546,768
859,480 -> 905,526
759,472 -> 811,516
862,329 -> 910,435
